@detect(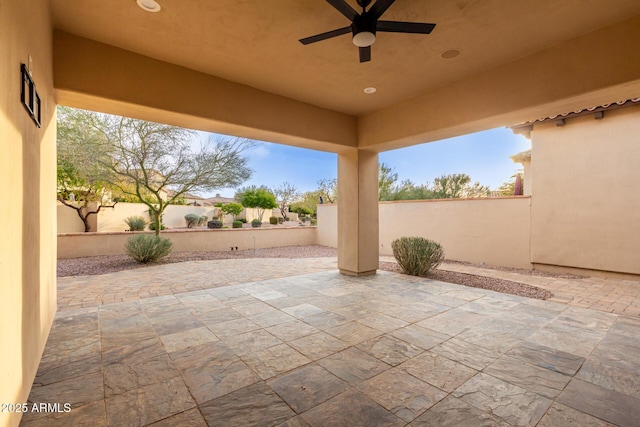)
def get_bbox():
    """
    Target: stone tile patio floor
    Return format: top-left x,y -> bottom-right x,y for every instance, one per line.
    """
22,258 -> 640,426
